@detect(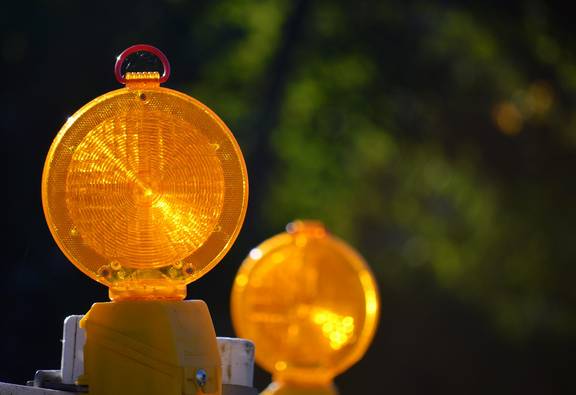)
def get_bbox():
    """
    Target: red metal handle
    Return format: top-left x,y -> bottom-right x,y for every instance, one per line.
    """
114,44 -> 171,84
